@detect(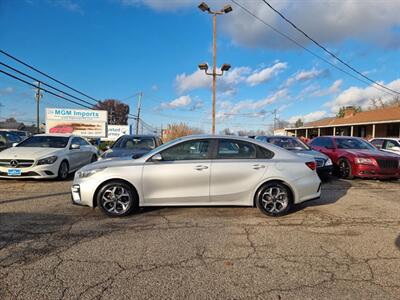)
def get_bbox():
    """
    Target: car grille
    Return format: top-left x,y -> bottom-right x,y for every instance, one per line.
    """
376,159 -> 398,169
315,158 -> 325,167
0,159 -> 35,168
